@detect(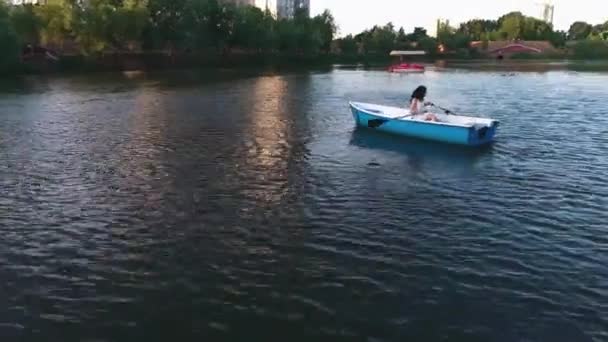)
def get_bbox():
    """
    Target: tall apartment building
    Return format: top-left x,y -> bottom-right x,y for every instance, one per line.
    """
227,0 -> 252,6
277,0 -> 310,19
253,0 -> 278,17
224,0 -> 309,19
